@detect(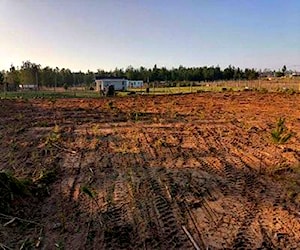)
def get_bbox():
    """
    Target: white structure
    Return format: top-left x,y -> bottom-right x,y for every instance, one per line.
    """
19,84 -> 38,90
291,72 -> 300,77
95,78 -> 144,92
95,78 -> 127,92
127,80 -> 143,88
